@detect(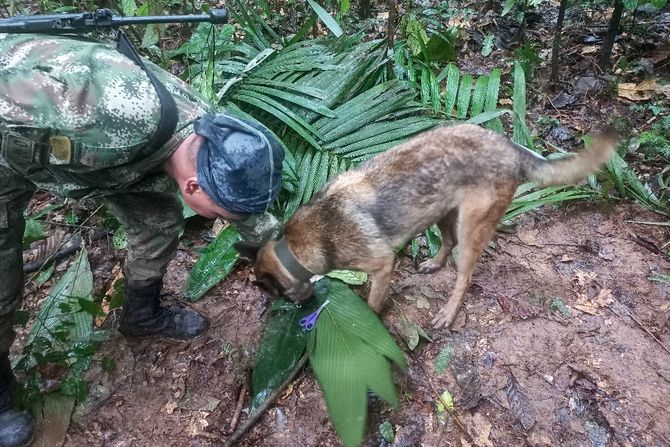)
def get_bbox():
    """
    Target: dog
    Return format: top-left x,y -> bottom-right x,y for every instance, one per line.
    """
235,124 -> 616,328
